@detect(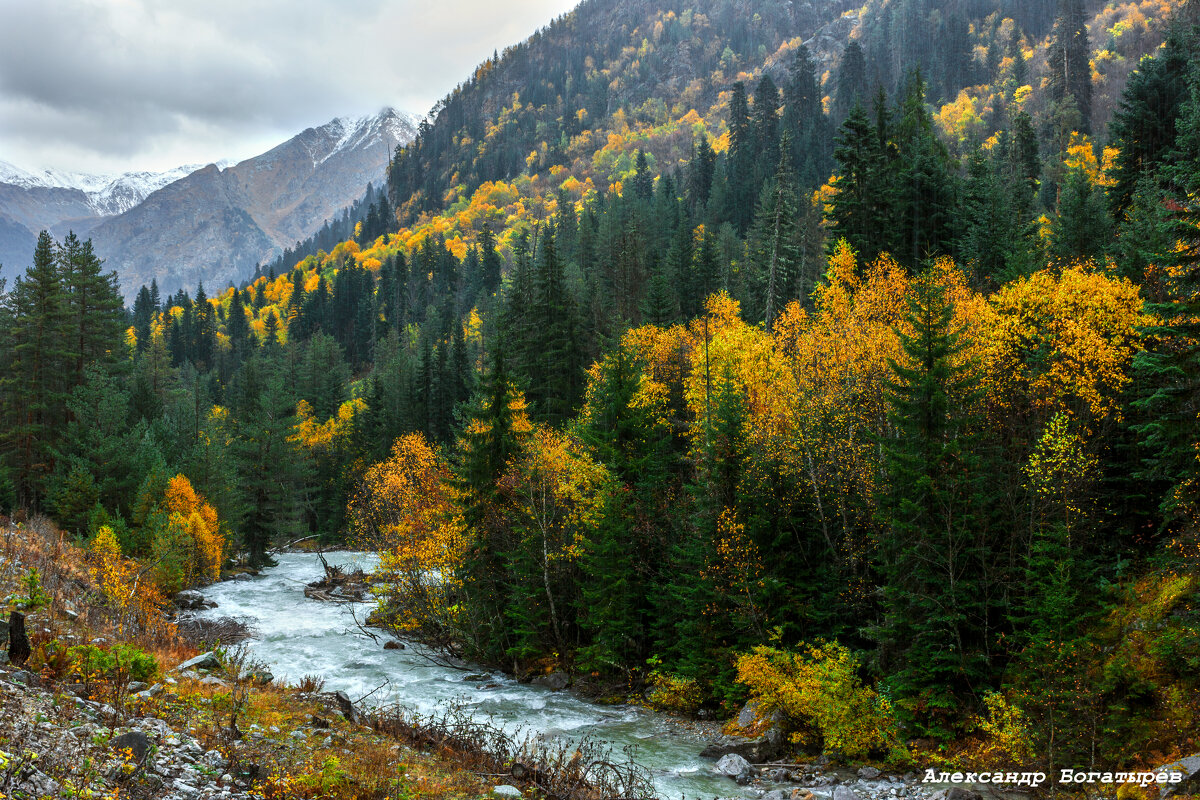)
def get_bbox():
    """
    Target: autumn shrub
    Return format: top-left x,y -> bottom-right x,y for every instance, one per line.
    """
88,524 -> 173,641
70,643 -> 159,685
734,641 -> 906,762
644,656 -> 703,714
972,691 -> 1036,766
